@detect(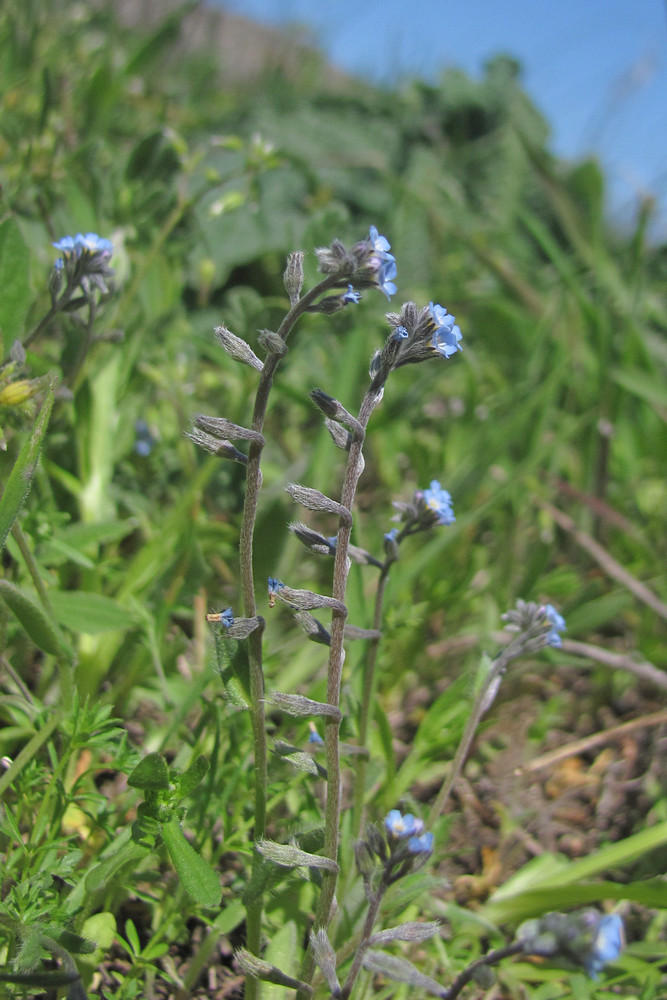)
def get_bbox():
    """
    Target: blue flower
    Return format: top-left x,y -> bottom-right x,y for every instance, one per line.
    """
423,480 -> 455,525
209,607 -> 234,627
52,235 -> 78,256
385,809 -> 424,839
430,302 -> 462,358
584,914 -> 625,977
342,284 -> 362,304
365,226 -> 397,299
268,577 -> 285,595
544,604 -> 566,648
392,326 -> 409,341
308,722 -> 324,745
384,528 -> 399,543
53,232 -> 113,258
369,226 -> 391,254
377,257 -> 397,300
408,831 -> 434,855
